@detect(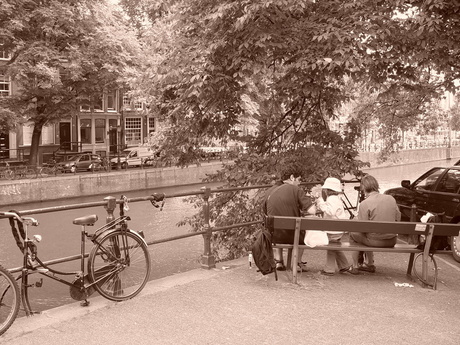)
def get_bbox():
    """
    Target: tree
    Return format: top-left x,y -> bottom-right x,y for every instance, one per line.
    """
125,0 -> 460,260
0,0 -> 141,165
